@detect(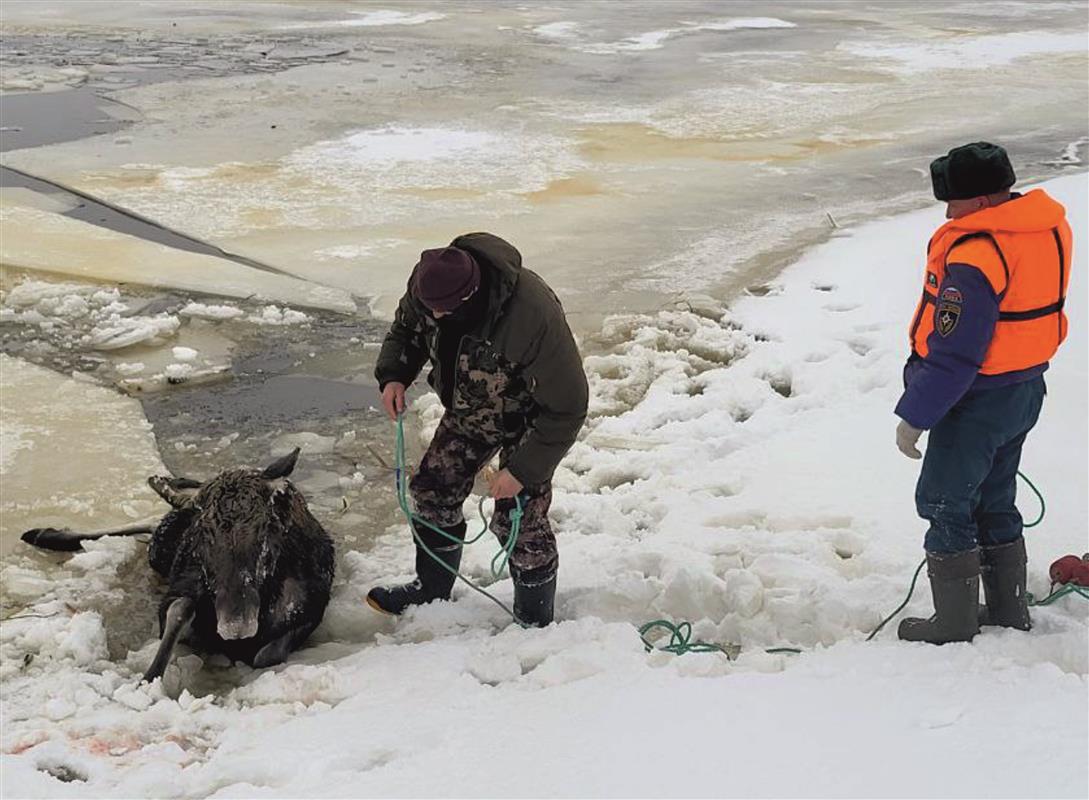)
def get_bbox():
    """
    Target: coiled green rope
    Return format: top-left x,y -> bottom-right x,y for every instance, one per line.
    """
637,619 -> 803,657
637,620 -> 730,655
